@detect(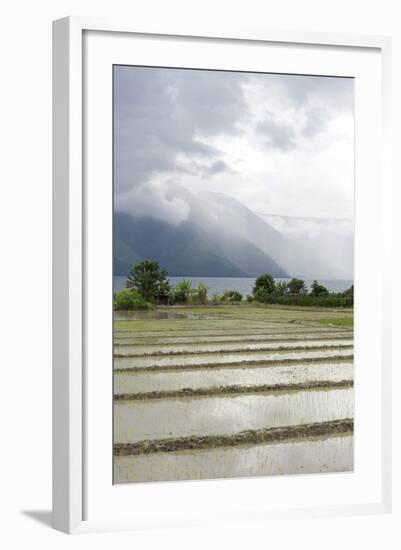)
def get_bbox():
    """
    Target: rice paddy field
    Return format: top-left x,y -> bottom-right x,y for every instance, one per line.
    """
113,305 -> 354,483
